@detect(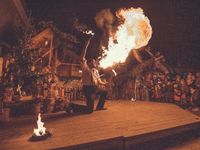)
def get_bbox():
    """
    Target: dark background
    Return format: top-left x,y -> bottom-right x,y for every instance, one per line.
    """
25,0 -> 200,69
